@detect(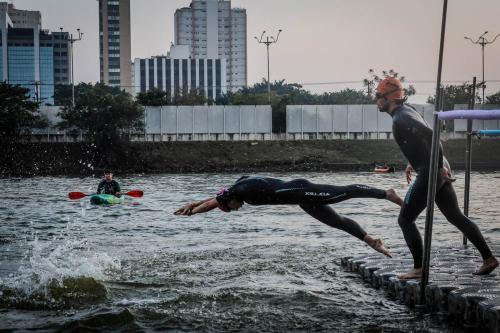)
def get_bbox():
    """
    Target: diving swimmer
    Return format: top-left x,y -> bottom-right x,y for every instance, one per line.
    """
175,176 -> 404,258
